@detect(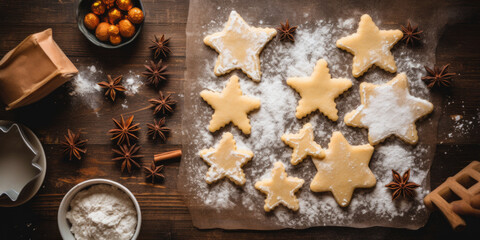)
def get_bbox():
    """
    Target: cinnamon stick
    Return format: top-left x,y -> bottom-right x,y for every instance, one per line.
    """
154,149 -> 182,162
